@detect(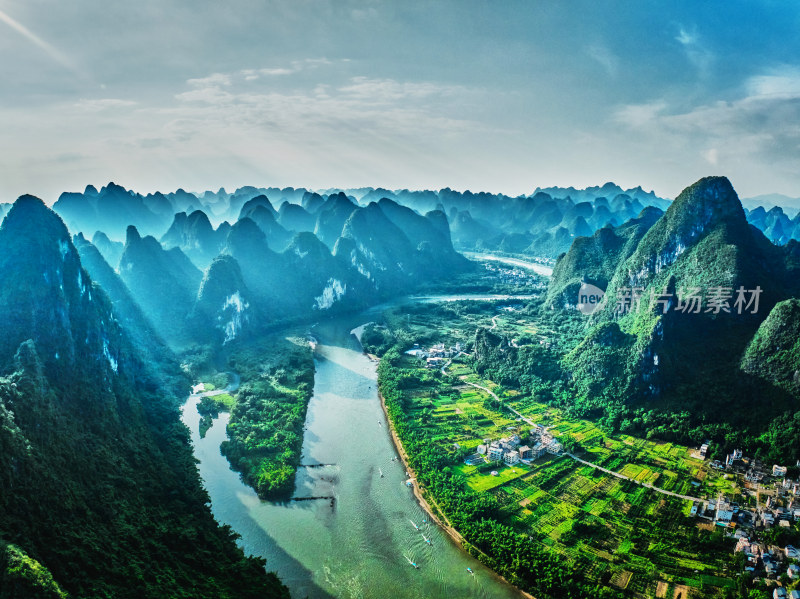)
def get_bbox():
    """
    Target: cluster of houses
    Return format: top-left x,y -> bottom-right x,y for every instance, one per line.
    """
735,533 -> 800,588
704,445 -> 795,489
465,425 -> 563,469
404,342 -> 463,369
483,263 -> 542,287
690,442 -> 800,591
